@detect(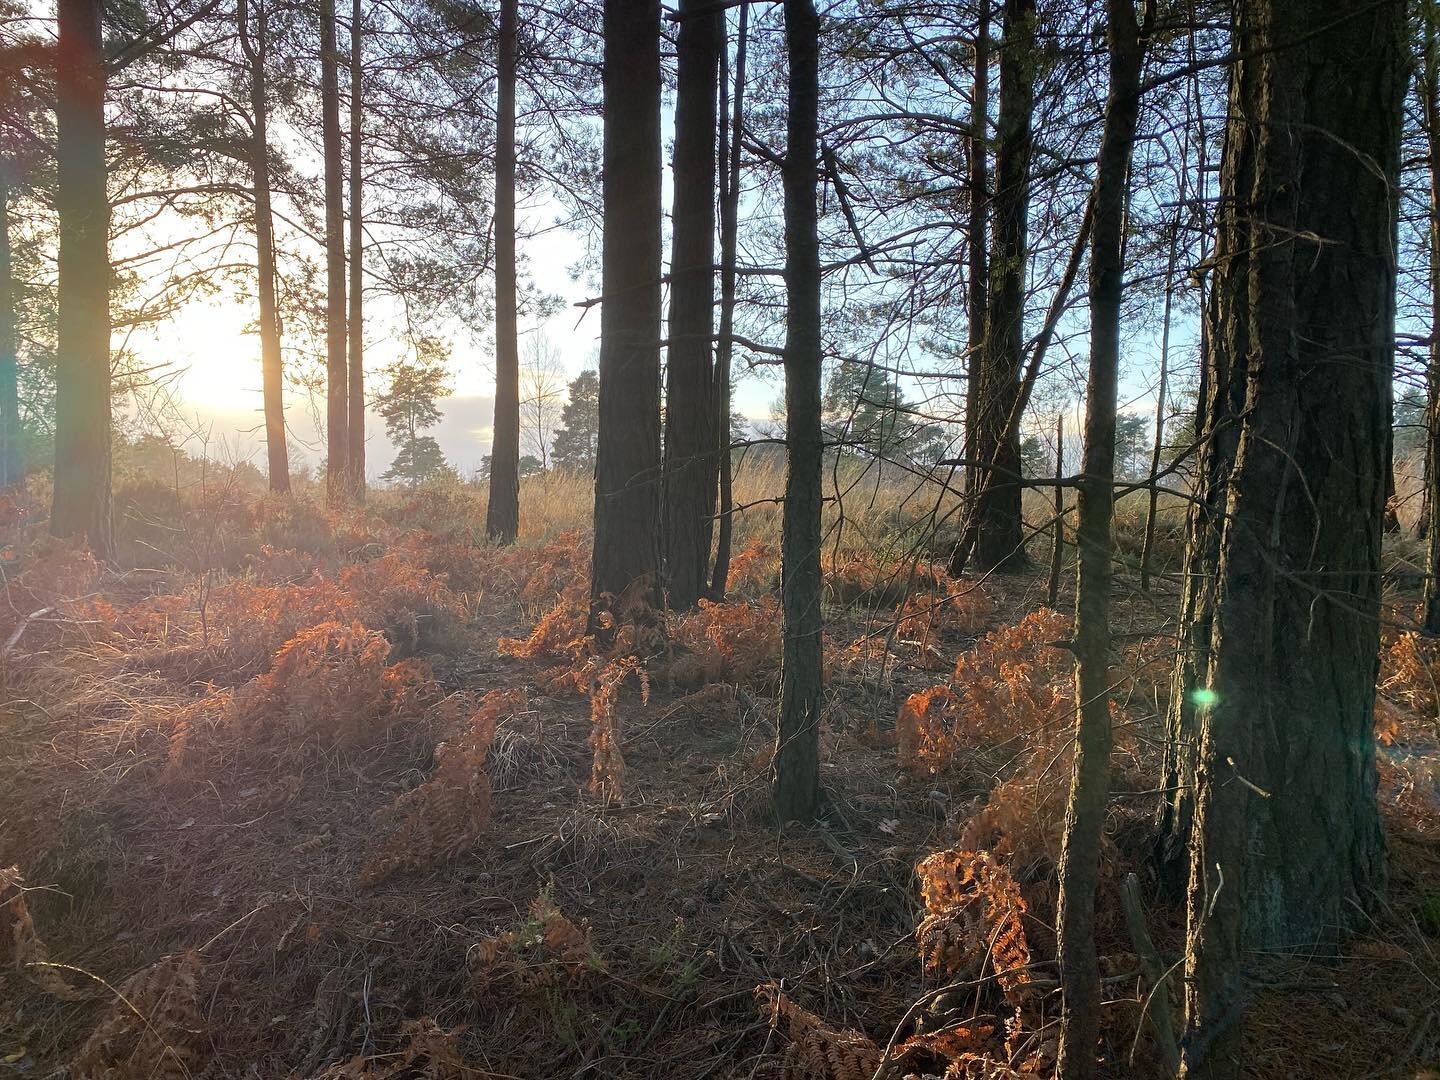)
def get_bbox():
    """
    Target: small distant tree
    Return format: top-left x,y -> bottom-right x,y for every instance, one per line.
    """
1020,433 -> 1049,479
520,335 -> 566,469
1113,412 -> 1149,479
551,369 -> 600,472
375,352 -> 451,487
822,360 -> 945,465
